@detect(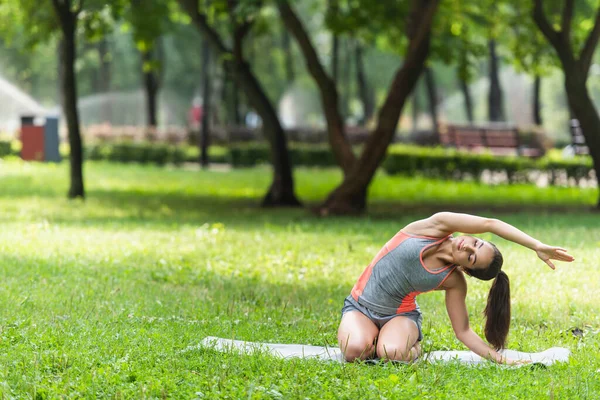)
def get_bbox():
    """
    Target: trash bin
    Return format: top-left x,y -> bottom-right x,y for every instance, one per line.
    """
20,115 -> 61,162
